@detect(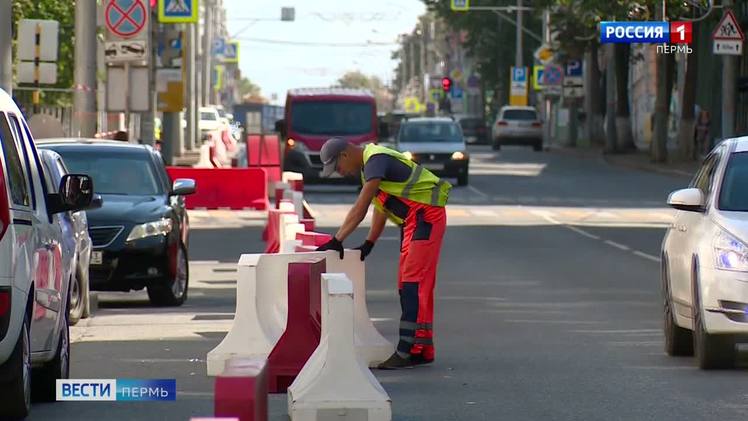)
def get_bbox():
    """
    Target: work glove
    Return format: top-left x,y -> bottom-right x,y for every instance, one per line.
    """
354,240 -> 375,261
317,236 -> 344,259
